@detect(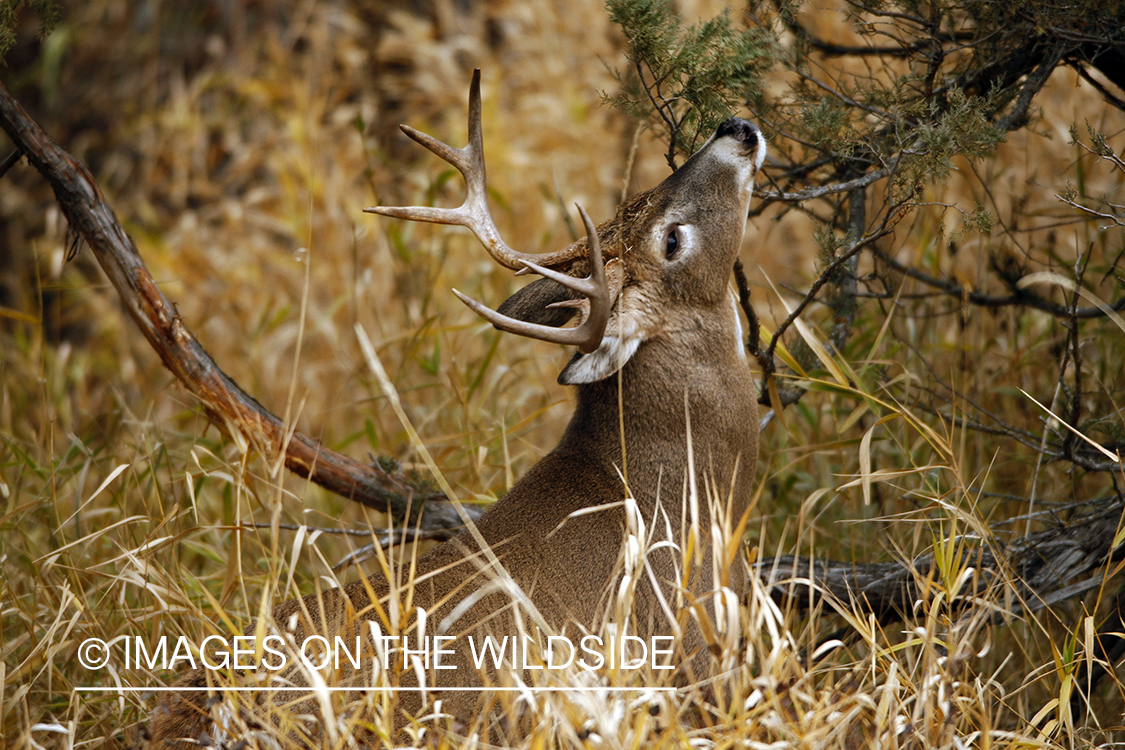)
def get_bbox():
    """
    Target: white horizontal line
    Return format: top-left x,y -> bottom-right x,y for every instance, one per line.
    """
75,686 -> 674,693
